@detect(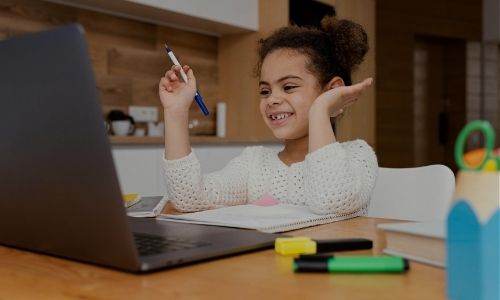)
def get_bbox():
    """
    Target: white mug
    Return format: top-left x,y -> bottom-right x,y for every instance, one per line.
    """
111,120 -> 134,136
